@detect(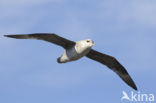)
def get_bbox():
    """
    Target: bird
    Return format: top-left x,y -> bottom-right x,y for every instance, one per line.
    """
4,33 -> 137,90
